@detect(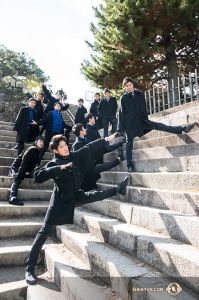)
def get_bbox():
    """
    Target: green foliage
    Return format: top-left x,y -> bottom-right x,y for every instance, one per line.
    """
81,0 -> 199,92
0,45 -> 49,102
